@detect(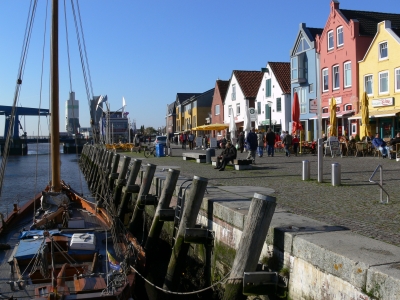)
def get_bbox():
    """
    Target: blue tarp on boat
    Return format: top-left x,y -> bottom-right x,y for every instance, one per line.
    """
14,238 -> 44,260
18,230 -> 73,239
